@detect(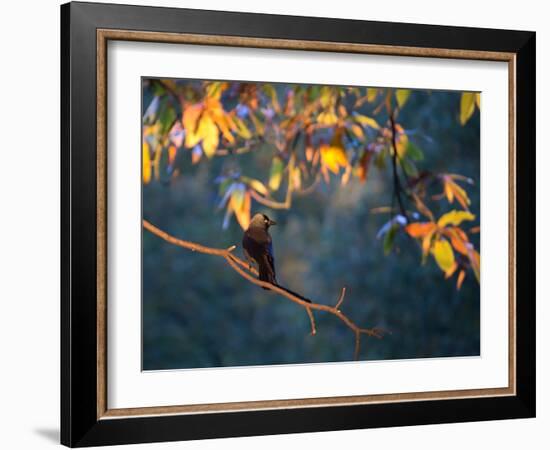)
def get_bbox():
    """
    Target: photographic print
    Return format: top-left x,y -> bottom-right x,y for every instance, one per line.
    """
141,78 -> 481,371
